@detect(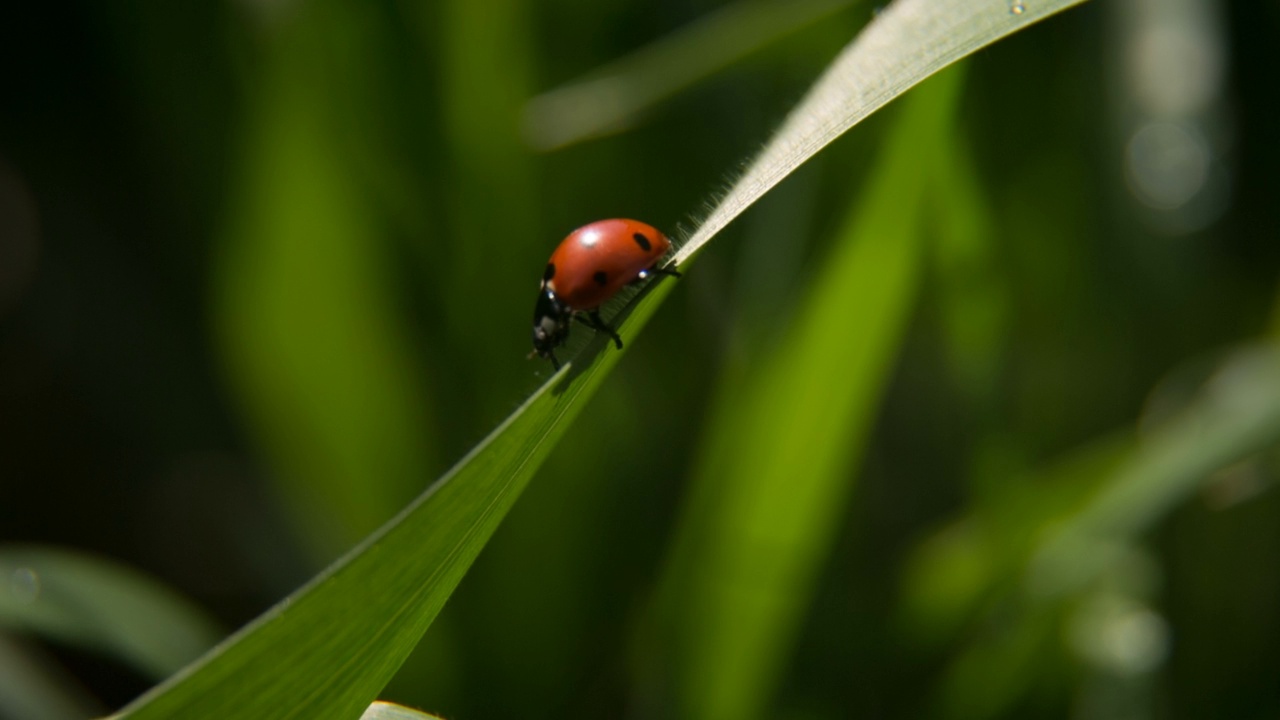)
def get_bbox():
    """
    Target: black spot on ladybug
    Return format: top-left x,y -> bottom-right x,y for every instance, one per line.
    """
593,271 -> 608,286
632,232 -> 652,251
543,263 -> 556,281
